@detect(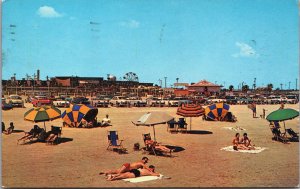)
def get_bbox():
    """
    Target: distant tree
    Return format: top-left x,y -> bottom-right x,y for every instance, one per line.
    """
267,83 -> 273,93
229,85 -> 234,92
242,85 -> 249,93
